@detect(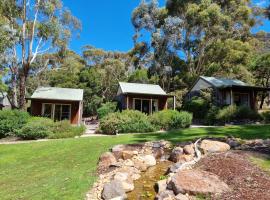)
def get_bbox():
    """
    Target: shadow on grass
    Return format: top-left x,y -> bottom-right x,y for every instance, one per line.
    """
128,125 -> 270,144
